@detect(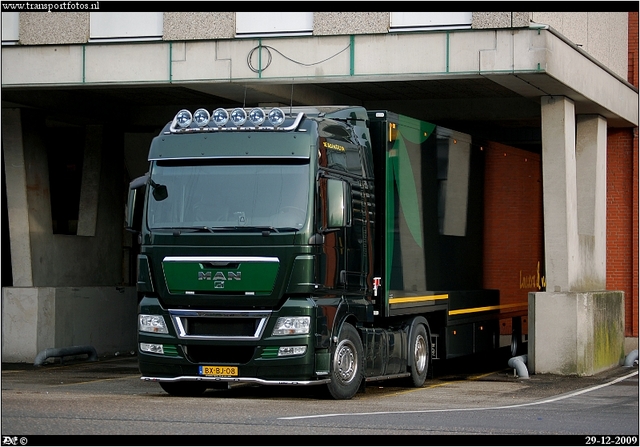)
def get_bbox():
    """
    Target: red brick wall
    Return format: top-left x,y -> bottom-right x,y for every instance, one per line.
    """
610,11 -> 639,339
607,12 -> 639,337
604,12 -> 639,338
607,128 -> 638,338
483,142 -> 543,335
